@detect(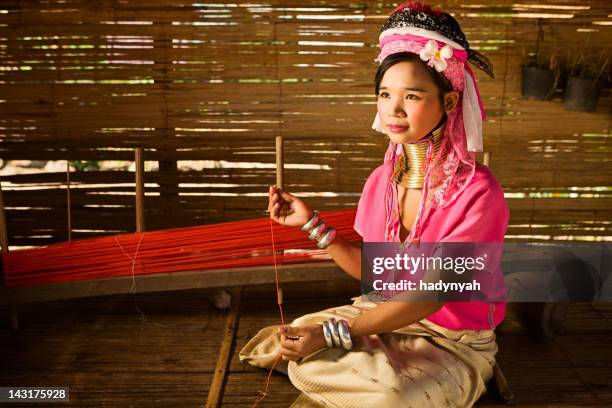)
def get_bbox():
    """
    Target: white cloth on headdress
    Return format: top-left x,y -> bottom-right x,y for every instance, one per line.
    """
379,27 -> 465,50
371,27 -> 484,153
463,69 -> 483,152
